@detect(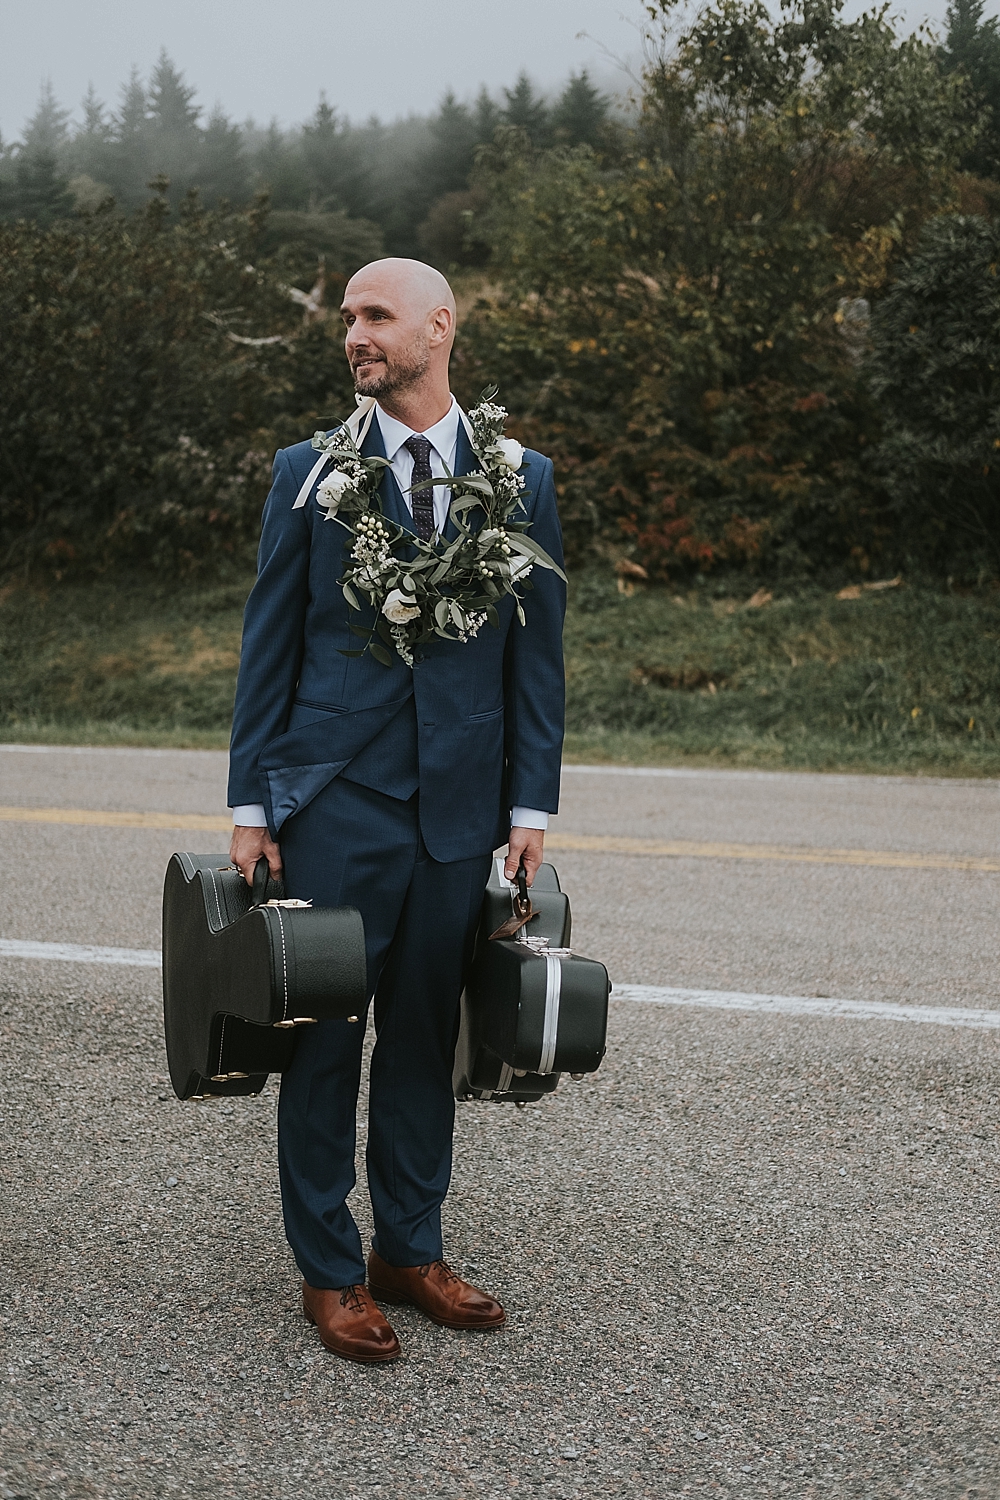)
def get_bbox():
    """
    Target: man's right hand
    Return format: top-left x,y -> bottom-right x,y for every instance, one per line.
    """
229,825 -> 283,887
